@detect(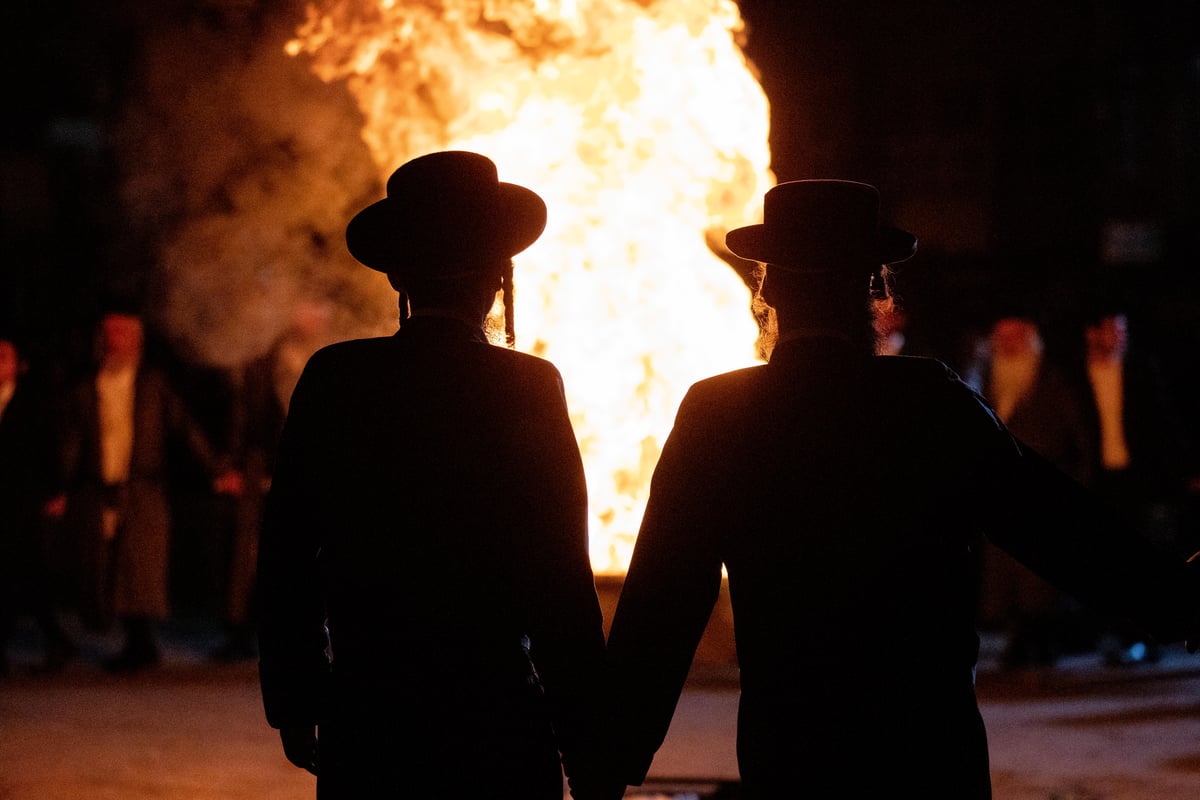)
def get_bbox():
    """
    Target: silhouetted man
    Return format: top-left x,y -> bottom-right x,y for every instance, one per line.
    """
589,180 -> 1200,799
256,151 -> 608,799
0,332 -> 75,674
